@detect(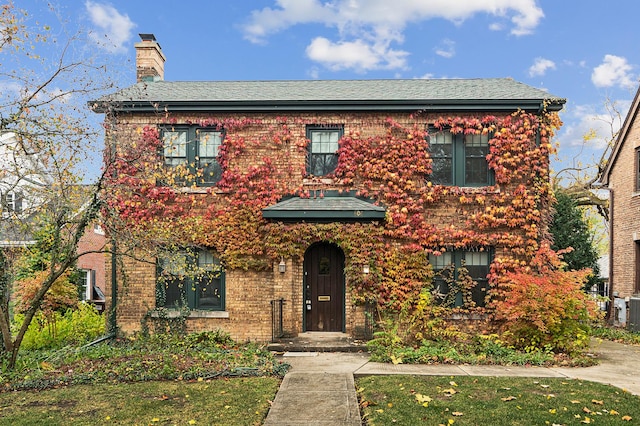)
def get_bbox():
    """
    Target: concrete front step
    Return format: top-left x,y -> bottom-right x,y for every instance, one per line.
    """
268,332 -> 368,353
